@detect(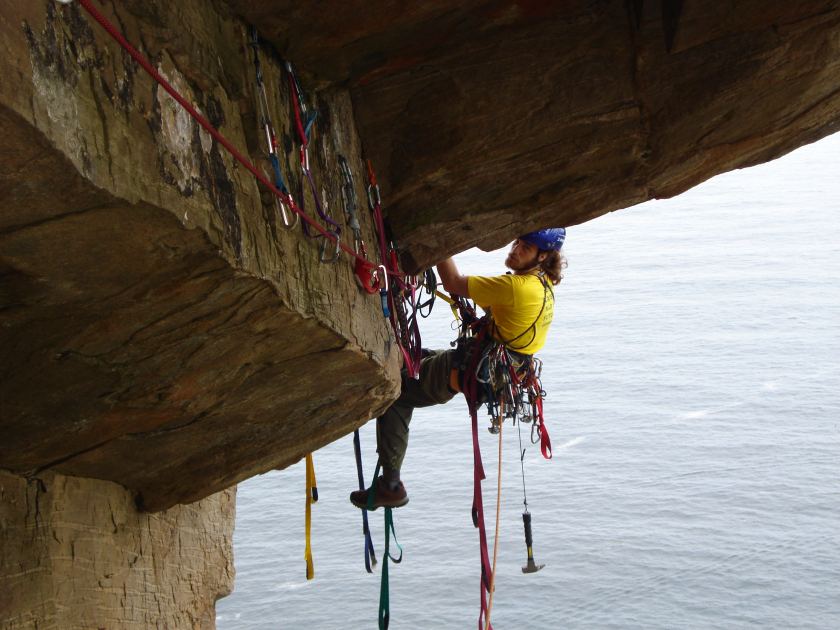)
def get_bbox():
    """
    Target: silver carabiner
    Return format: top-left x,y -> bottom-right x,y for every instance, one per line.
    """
278,197 -> 299,230
320,230 -> 341,264
366,184 -> 381,210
